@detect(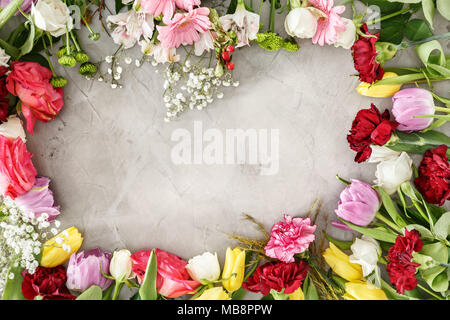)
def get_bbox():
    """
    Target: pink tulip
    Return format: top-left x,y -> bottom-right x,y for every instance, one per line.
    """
392,88 -> 435,132
335,179 -> 380,226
